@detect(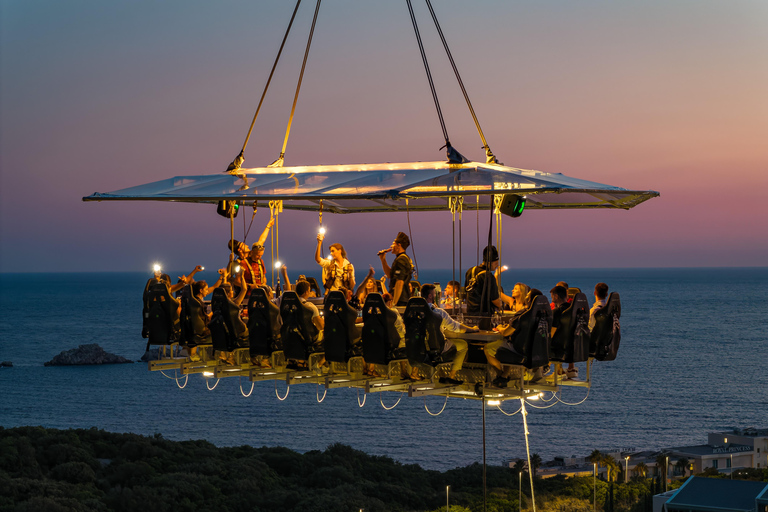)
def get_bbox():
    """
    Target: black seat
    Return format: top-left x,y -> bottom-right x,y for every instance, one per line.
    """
305,277 -> 322,298
279,291 -> 320,361
142,277 -> 167,338
178,285 -> 194,346
403,297 -> 448,366
323,291 -> 360,363
247,287 -> 281,357
187,290 -> 212,347
590,292 -> 621,361
209,288 -> 249,352
143,282 -> 180,351
360,293 -> 401,366
496,295 -> 552,369
550,292 -> 590,363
